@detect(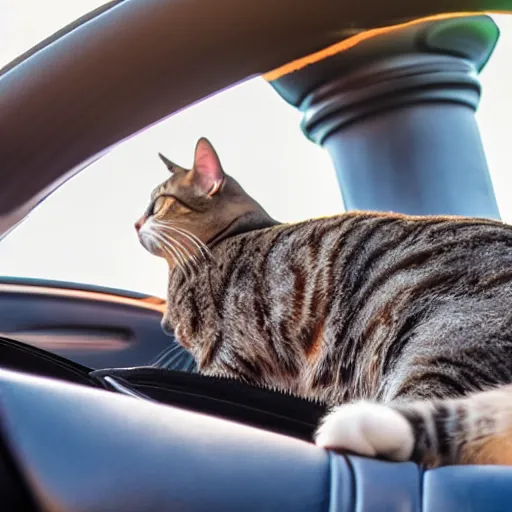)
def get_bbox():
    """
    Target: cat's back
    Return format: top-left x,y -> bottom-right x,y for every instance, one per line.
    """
227,210 -> 512,272
214,210 -> 512,326
302,211 -> 512,297
166,210 -> 512,401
